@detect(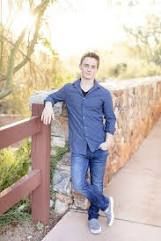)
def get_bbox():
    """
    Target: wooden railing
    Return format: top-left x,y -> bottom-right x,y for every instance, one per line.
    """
0,104 -> 51,225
